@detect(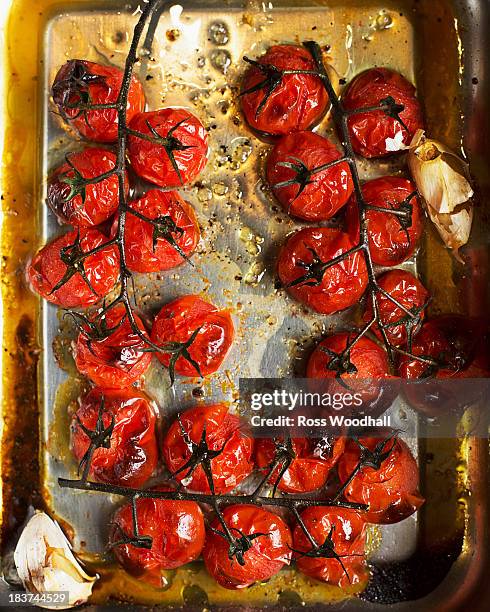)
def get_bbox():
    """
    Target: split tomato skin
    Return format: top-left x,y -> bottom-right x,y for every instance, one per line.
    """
127,108 -> 208,187
151,295 -> 234,377
203,505 -> 292,589
27,228 -> 119,308
277,228 -> 368,315
241,45 -> 329,137
342,68 -> 424,158
266,131 -> 353,221
110,488 -> 205,587
122,190 -> 200,273
345,177 -> 423,266
162,404 -> 254,494
293,507 -> 368,587
52,60 -> 145,143
71,387 -> 158,488
337,437 -> 424,524
73,304 -> 152,389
